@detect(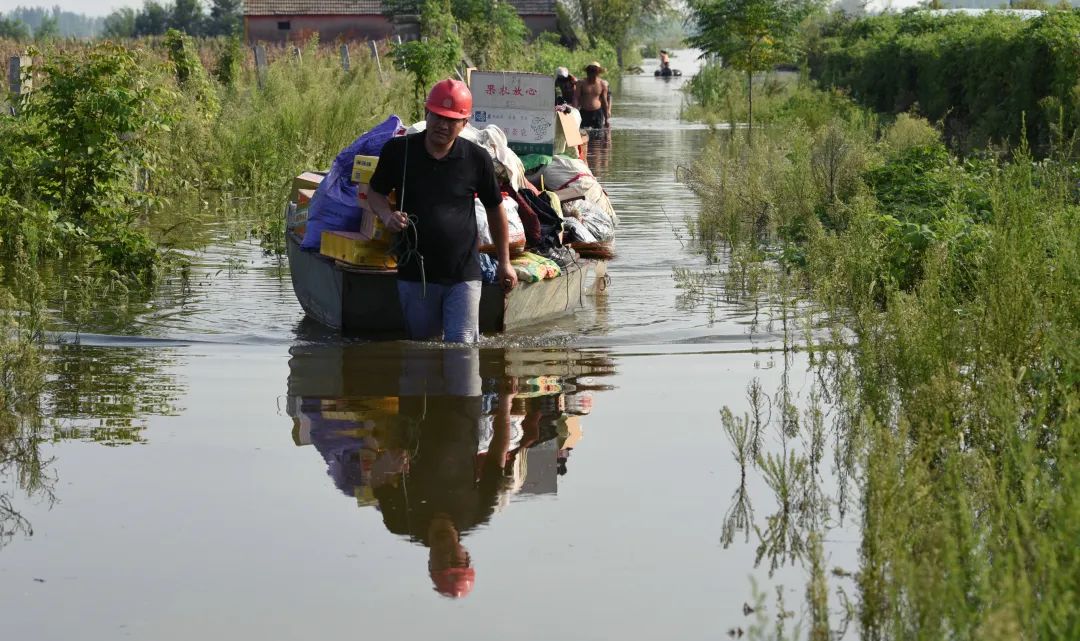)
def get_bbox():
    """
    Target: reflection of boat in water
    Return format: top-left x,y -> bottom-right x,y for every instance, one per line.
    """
285,343 -> 613,597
